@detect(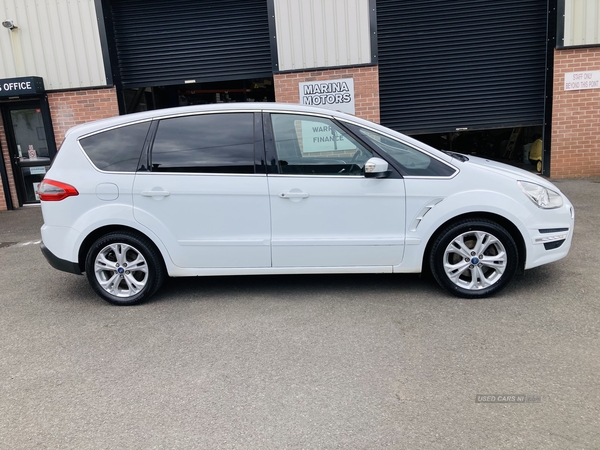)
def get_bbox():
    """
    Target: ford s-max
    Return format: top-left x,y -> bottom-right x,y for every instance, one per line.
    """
38,104 -> 574,305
